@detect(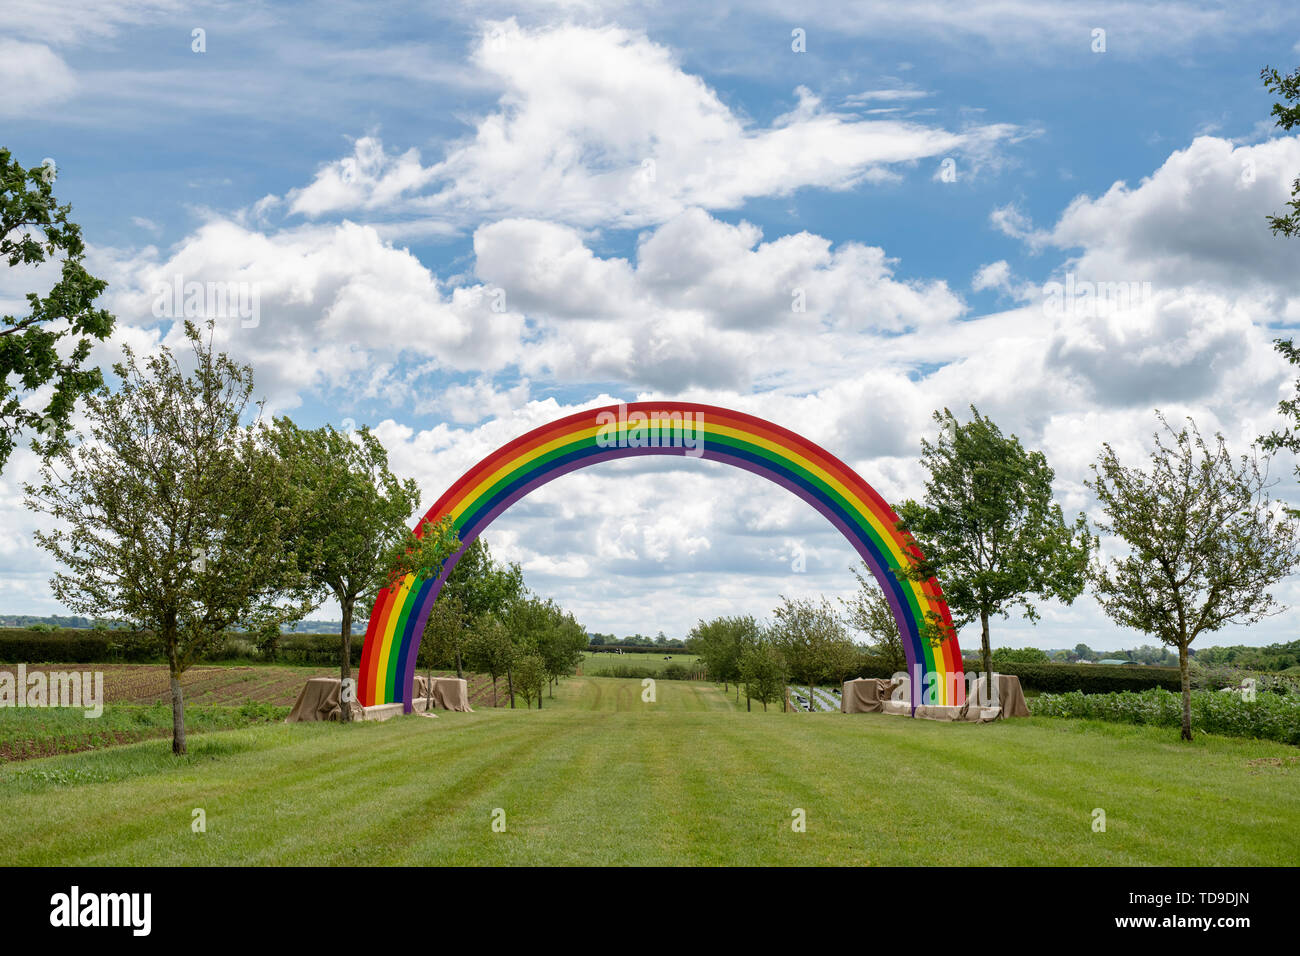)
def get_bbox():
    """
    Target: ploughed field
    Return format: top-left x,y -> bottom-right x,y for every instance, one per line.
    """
0,676 -> 1295,866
